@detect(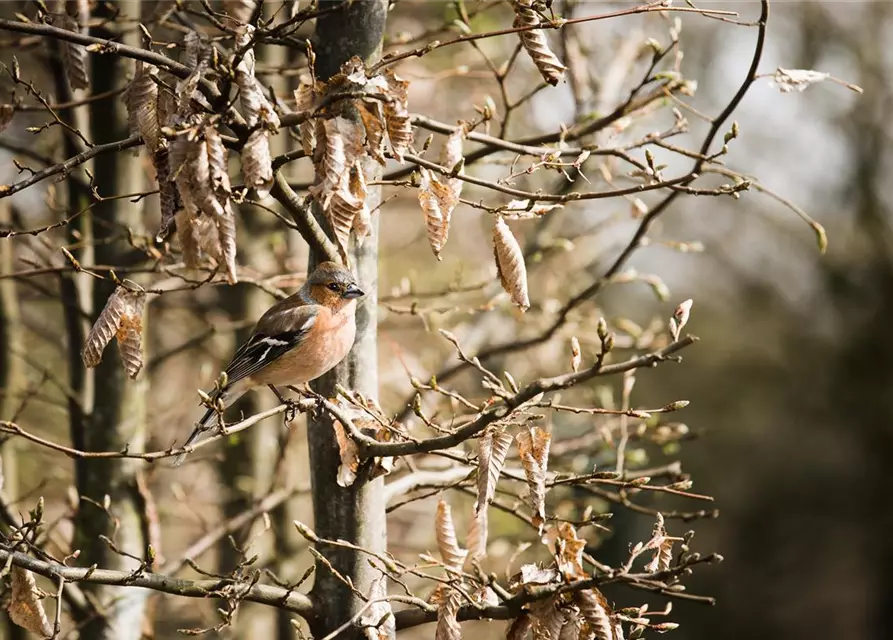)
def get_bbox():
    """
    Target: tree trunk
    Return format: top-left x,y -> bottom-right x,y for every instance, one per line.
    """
71,4 -> 149,638
306,2 -> 390,637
